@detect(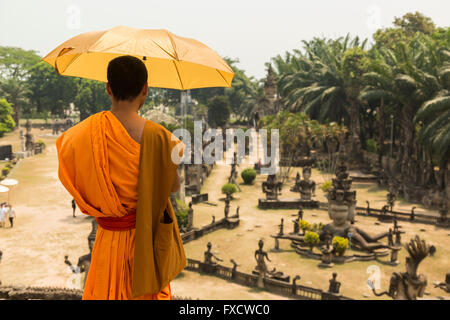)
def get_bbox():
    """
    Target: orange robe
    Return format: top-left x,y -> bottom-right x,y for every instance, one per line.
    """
56,110 -> 171,300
